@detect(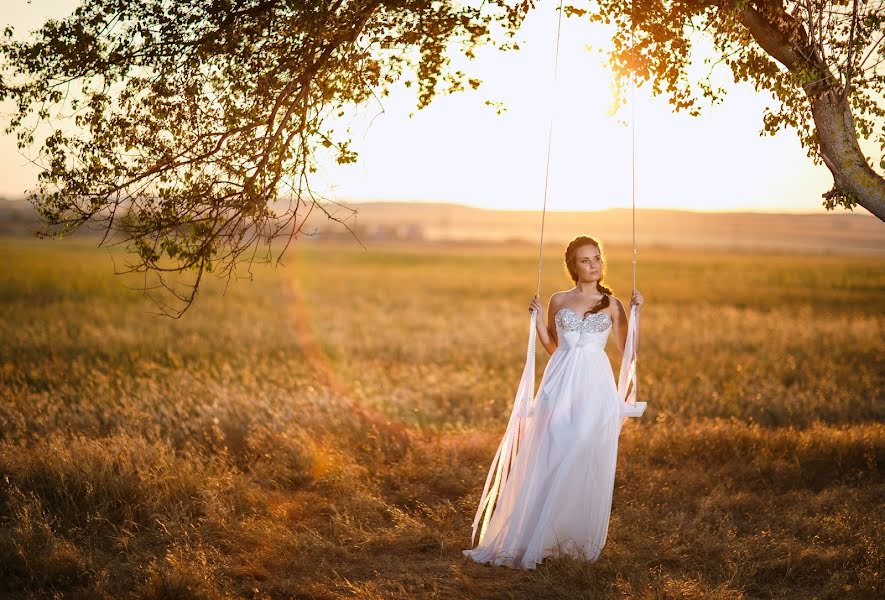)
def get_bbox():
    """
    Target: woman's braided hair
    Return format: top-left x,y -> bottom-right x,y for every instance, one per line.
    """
564,235 -> 612,316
